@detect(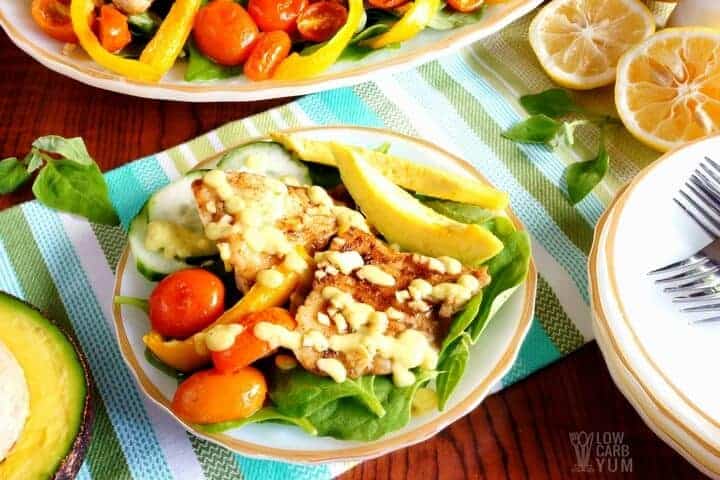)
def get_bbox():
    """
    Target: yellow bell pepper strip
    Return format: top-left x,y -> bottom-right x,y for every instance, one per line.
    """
70,0 -> 162,82
143,253 -> 311,372
272,0 -> 364,81
139,0 -> 202,76
363,0 -> 441,49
